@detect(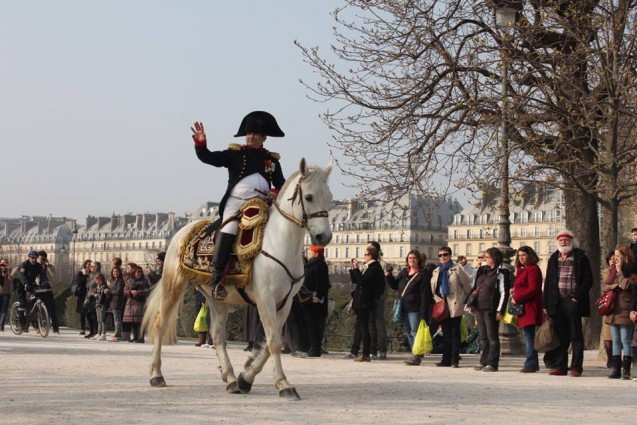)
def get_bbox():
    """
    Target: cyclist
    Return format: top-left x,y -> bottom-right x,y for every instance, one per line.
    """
15,250 -> 44,332
36,250 -> 60,334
